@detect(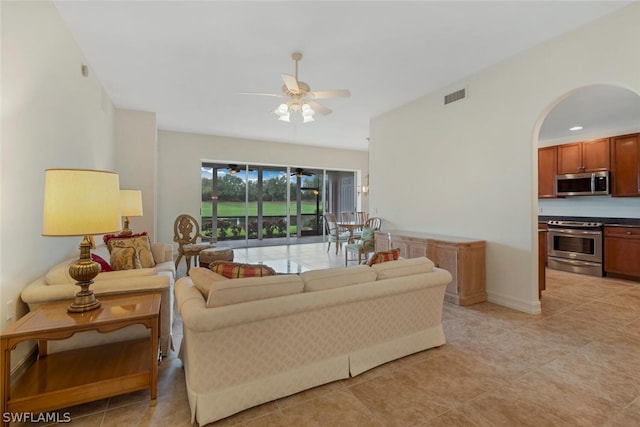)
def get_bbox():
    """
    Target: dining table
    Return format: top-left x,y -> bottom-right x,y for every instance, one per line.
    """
336,221 -> 364,239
